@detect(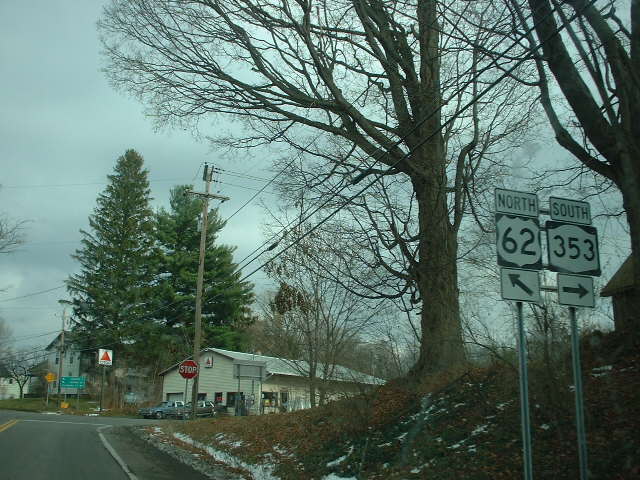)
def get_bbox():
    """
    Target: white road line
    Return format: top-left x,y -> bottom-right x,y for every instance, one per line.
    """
98,425 -> 139,480
22,419 -> 110,426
